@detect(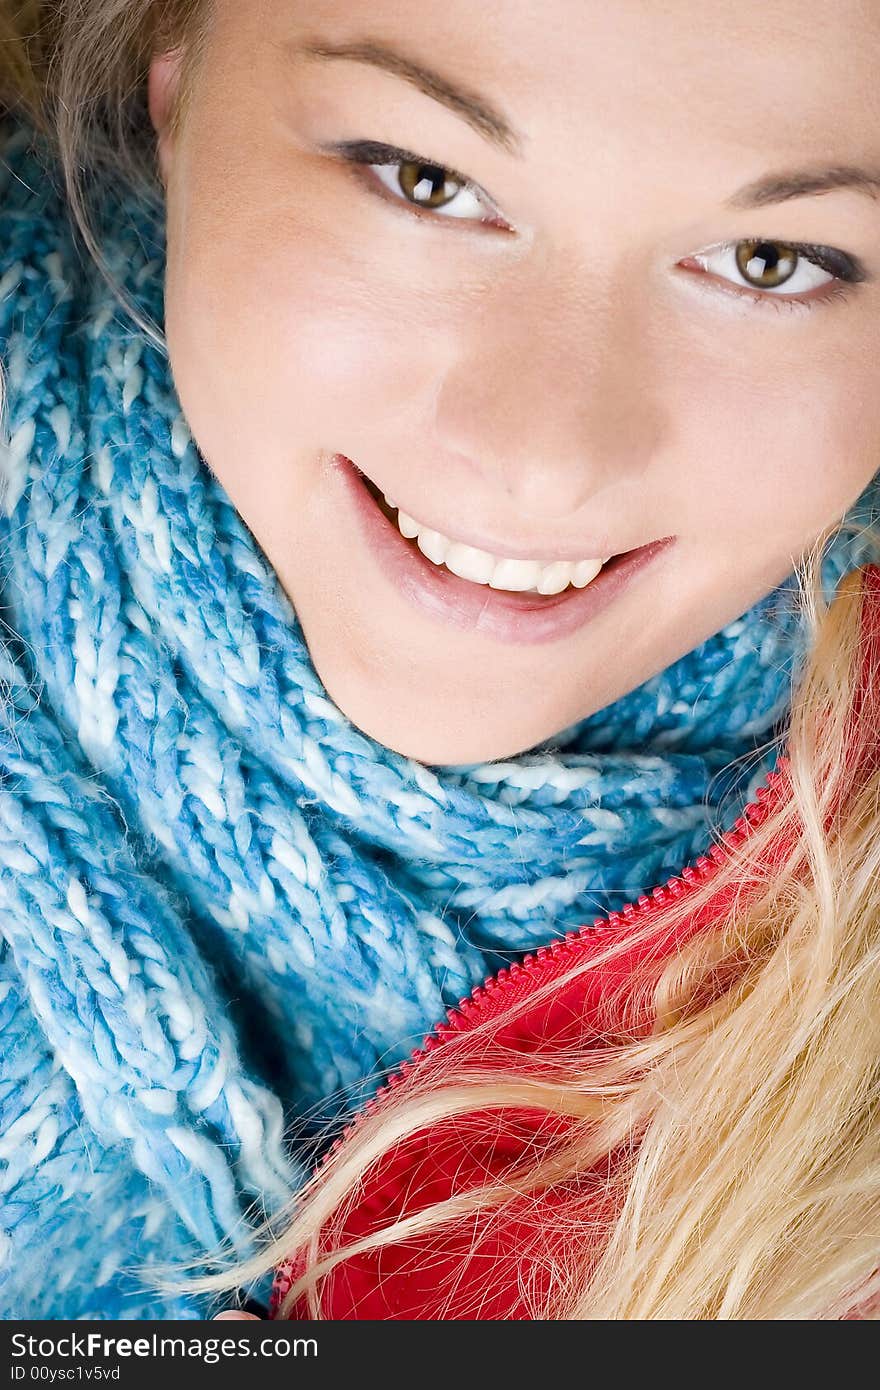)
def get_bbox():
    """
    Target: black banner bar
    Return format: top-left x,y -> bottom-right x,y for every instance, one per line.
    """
0,1322 -> 565,1387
